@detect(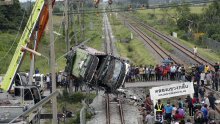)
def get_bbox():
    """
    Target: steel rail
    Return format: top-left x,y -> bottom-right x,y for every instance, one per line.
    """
118,100 -> 125,124
104,14 -> 114,55
127,22 -> 185,65
138,21 -> 215,69
106,94 -> 110,124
